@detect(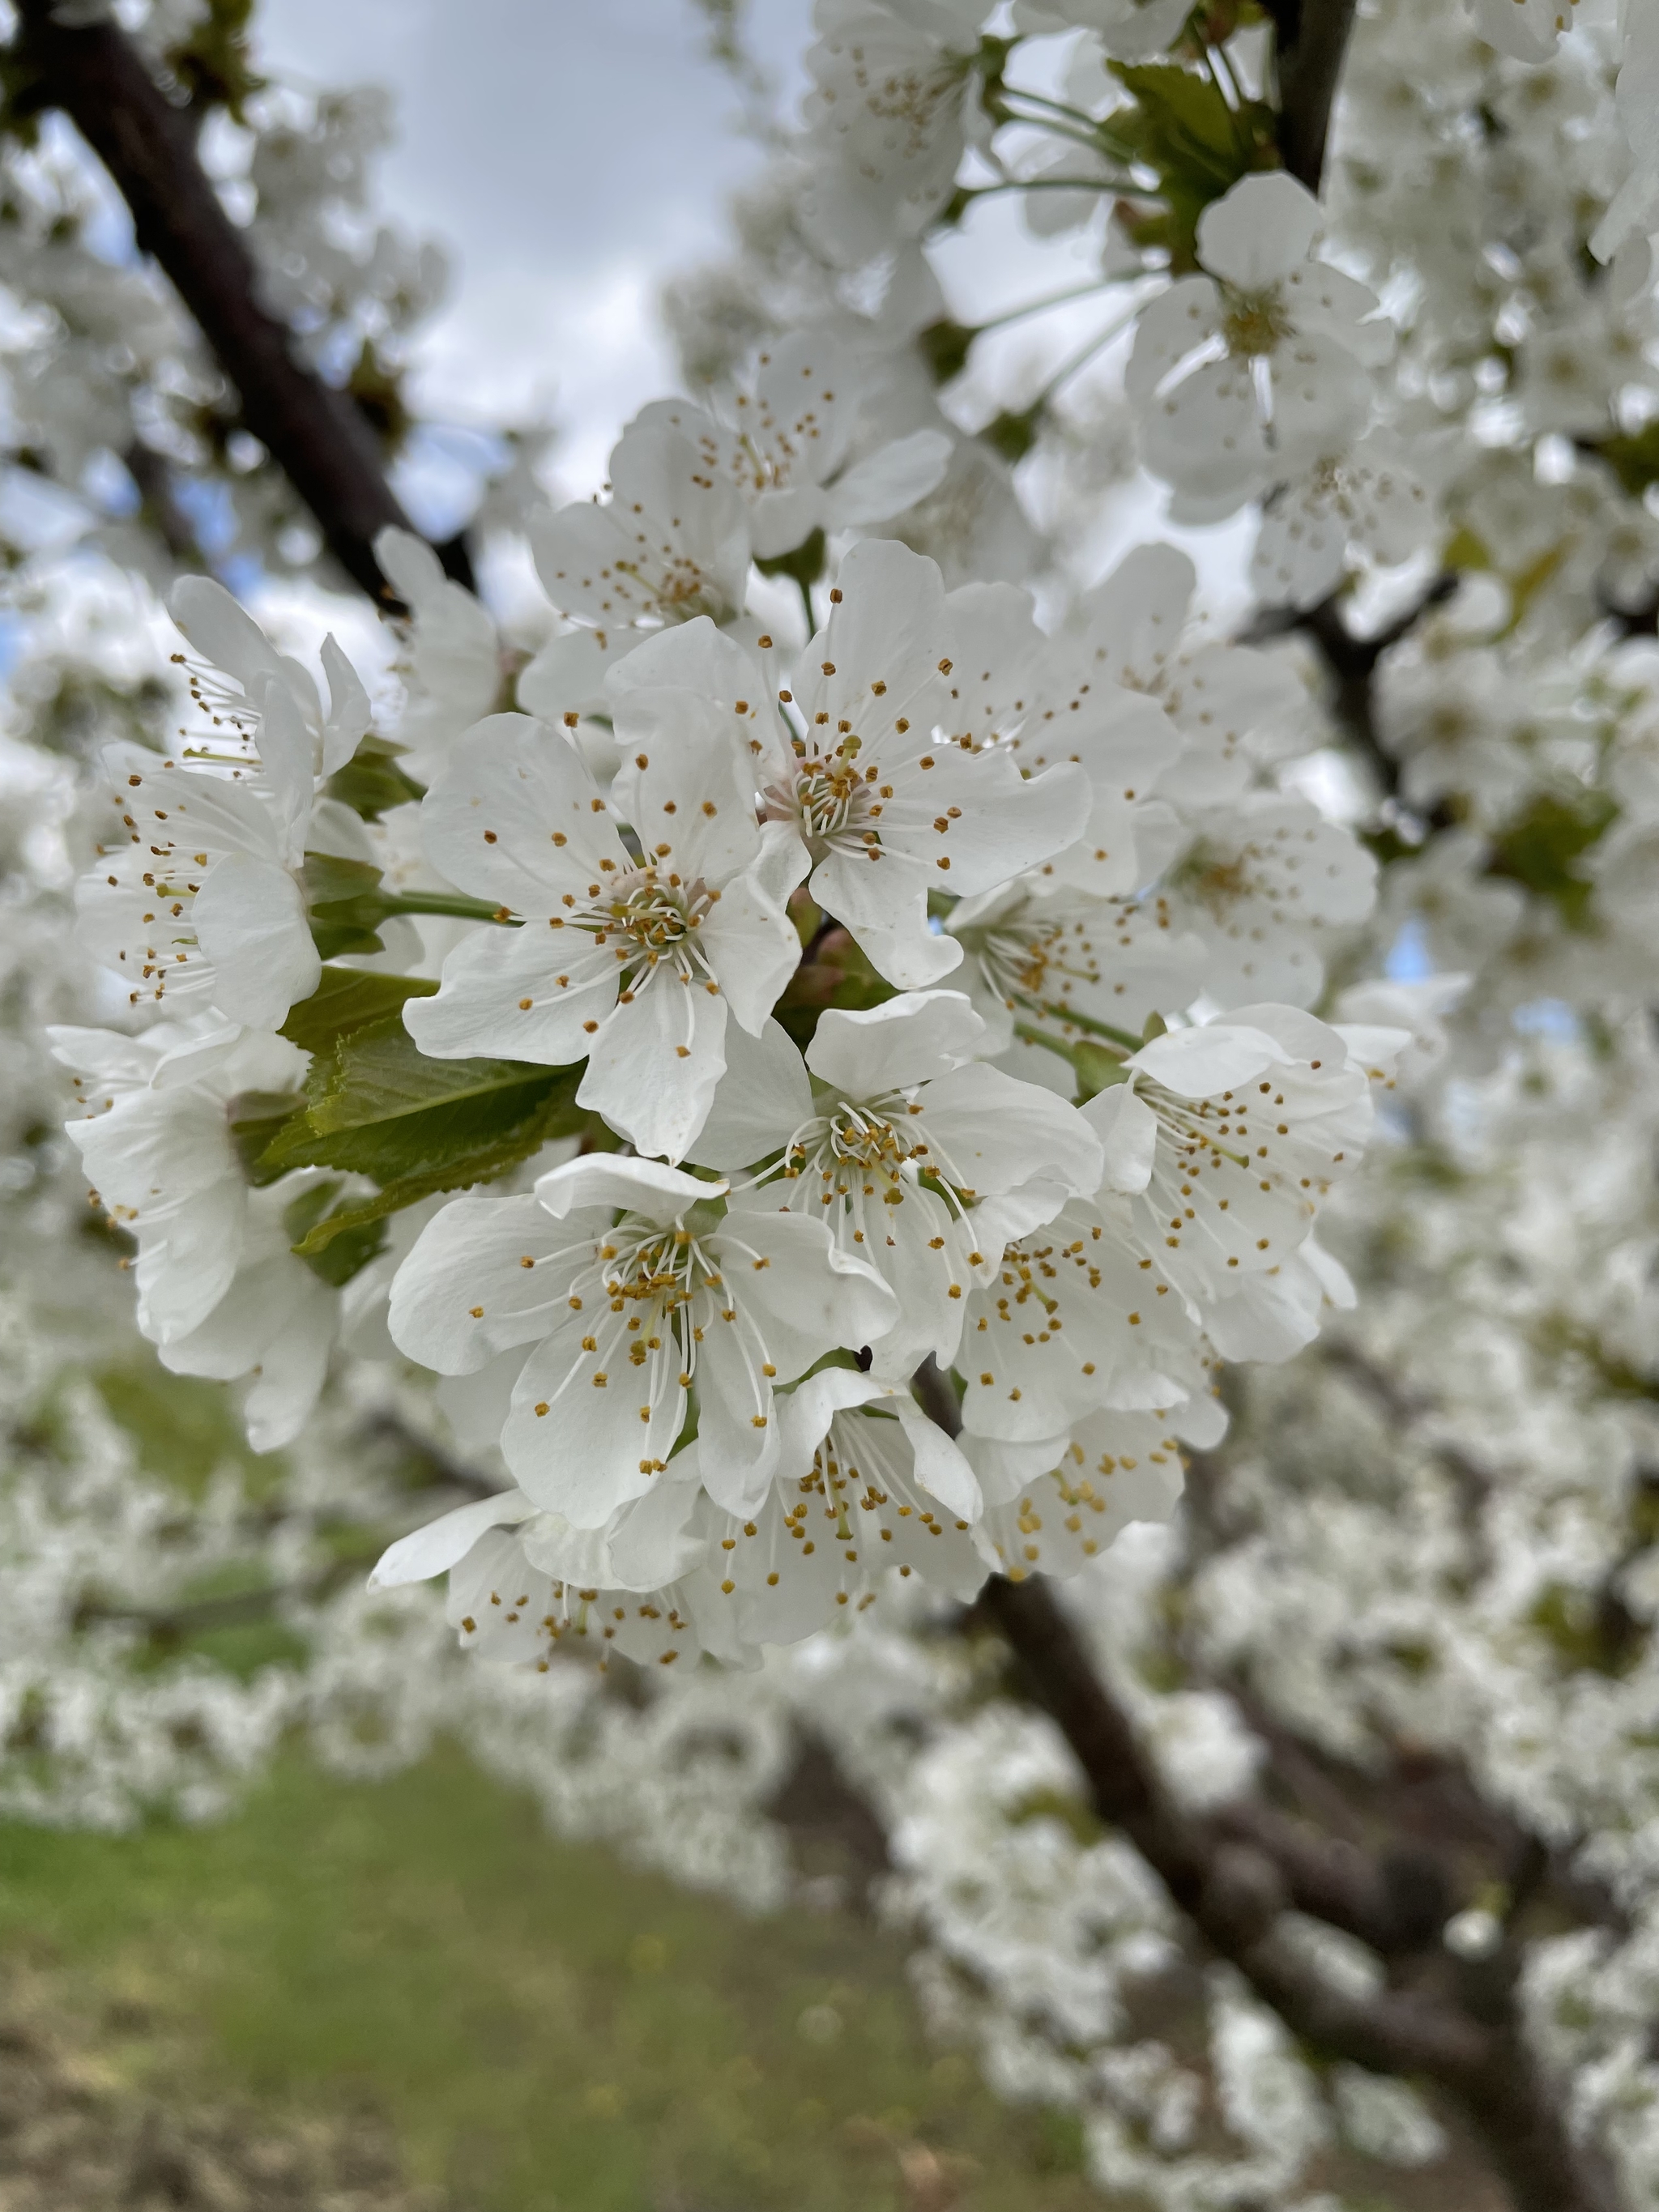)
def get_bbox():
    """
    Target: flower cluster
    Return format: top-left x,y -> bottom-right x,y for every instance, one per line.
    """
54,499 -> 1399,1664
